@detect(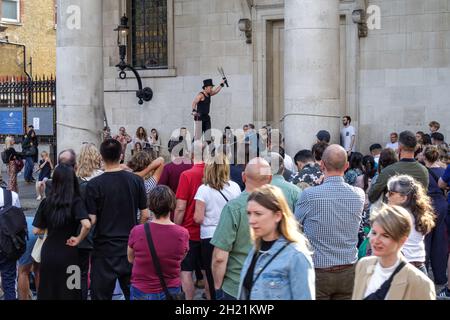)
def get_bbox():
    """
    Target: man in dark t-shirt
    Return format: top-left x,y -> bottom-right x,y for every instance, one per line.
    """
85,139 -> 149,300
